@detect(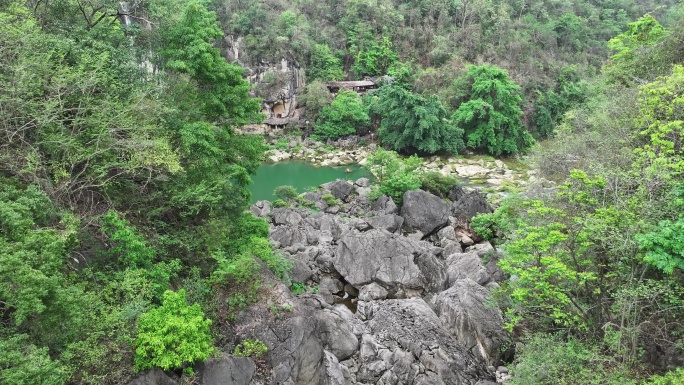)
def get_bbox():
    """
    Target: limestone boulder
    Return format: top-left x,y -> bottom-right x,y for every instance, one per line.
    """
401,190 -> 450,236
433,279 -> 506,365
334,229 -> 445,297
